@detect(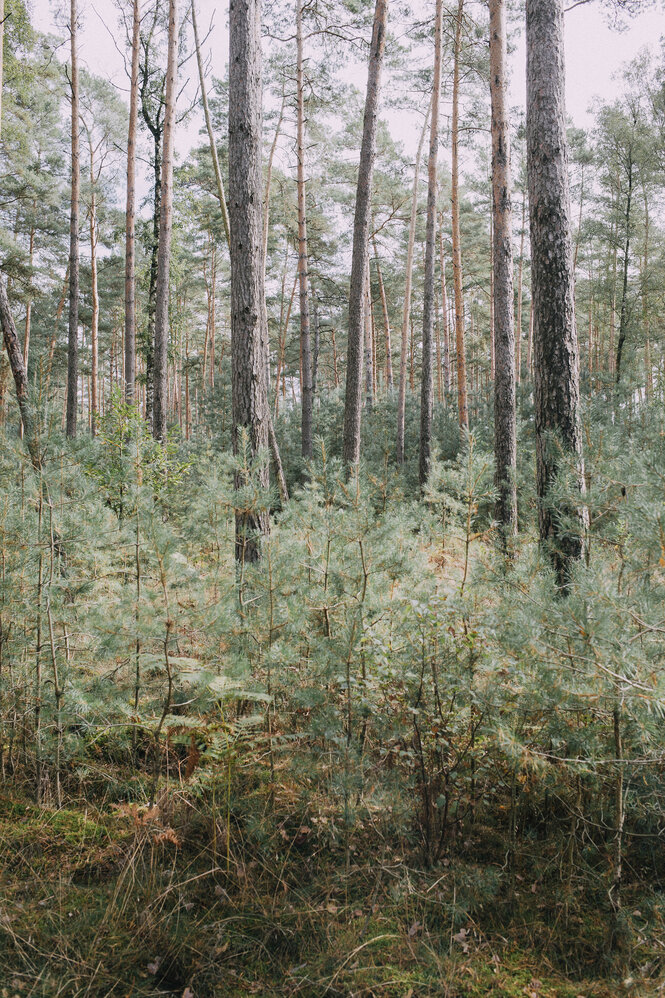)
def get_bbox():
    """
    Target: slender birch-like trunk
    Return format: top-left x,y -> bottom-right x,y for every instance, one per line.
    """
342,0 -> 388,467
418,0 -> 443,488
